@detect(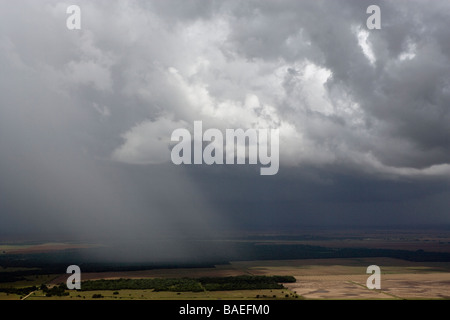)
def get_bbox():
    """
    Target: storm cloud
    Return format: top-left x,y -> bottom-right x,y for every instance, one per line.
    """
1,0 -> 450,246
